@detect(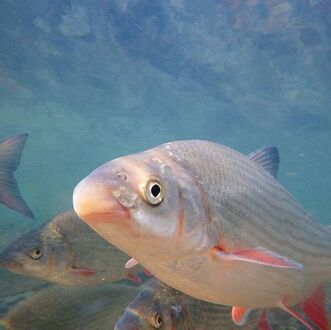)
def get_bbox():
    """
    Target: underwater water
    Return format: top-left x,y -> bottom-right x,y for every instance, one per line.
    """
0,0 -> 330,328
